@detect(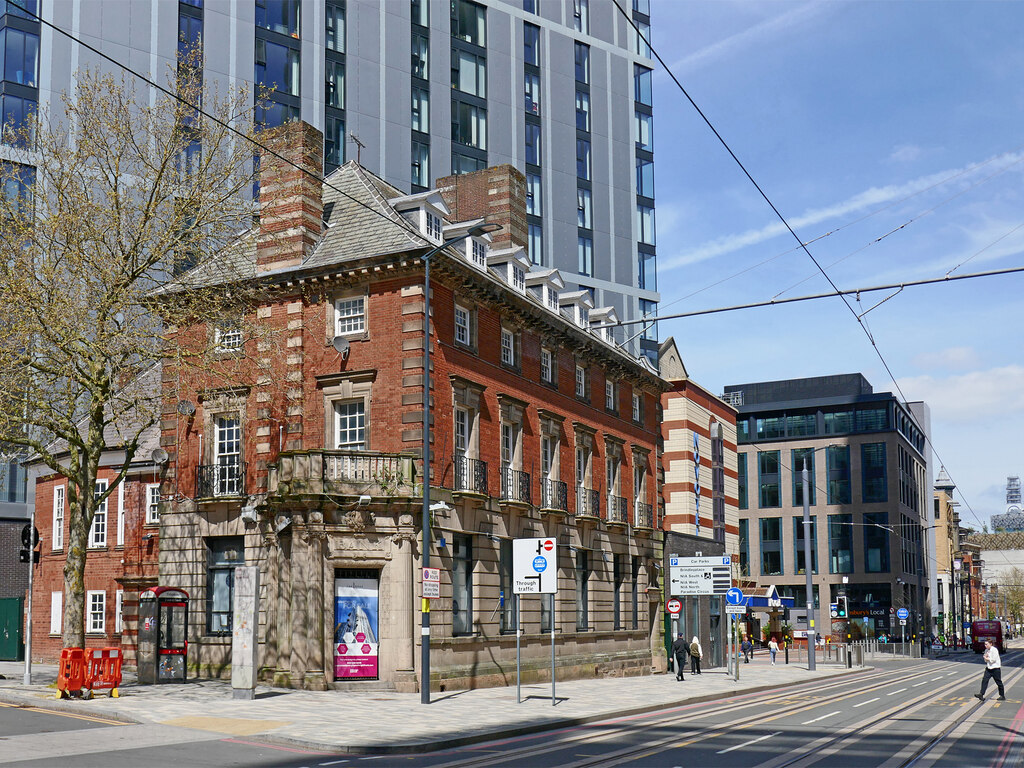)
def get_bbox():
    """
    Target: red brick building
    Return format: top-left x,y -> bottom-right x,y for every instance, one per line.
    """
25,366 -> 162,663
157,122 -> 665,691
